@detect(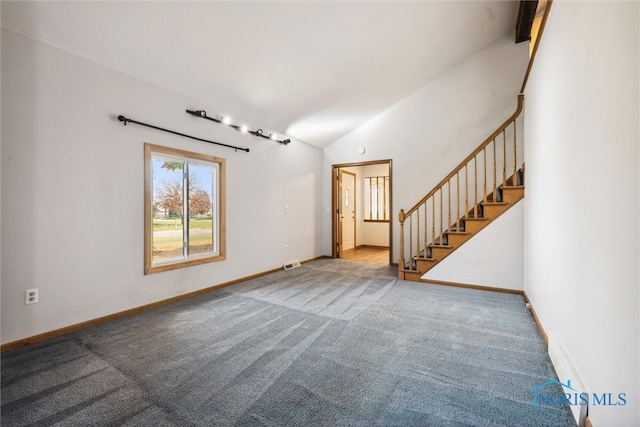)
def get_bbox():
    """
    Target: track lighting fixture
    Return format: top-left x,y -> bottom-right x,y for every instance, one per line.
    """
186,109 -> 291,145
